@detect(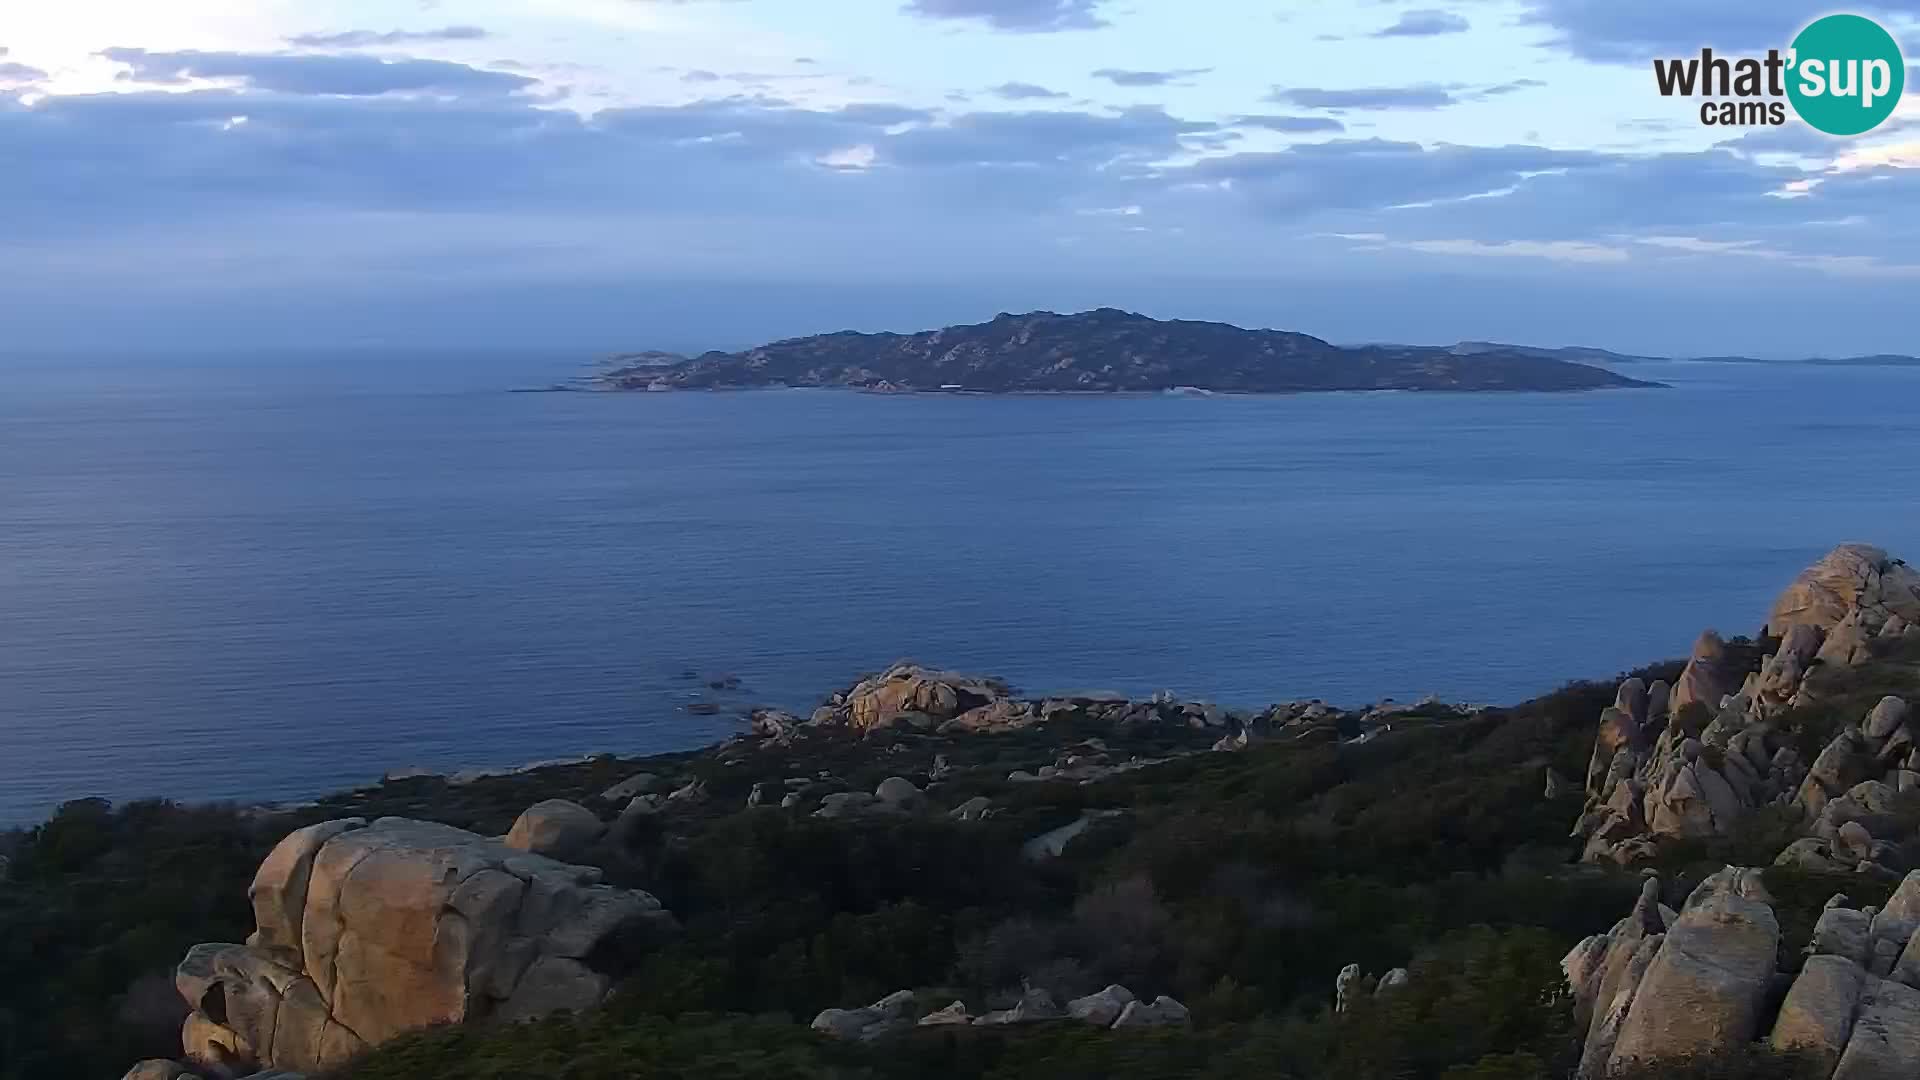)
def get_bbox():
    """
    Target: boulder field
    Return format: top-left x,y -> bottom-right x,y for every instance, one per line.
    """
808,984 -> 1192,1040
1575,543 -> 1920,870
1568,868 -> 1920,1079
